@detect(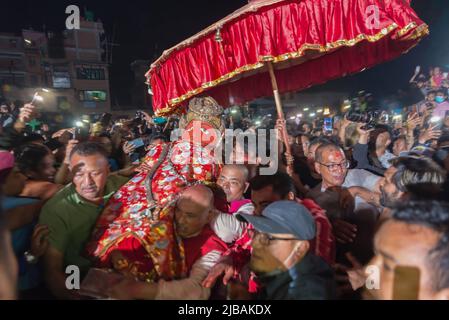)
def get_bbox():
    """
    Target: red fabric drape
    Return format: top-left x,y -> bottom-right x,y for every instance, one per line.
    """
148,0 -> 428,116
